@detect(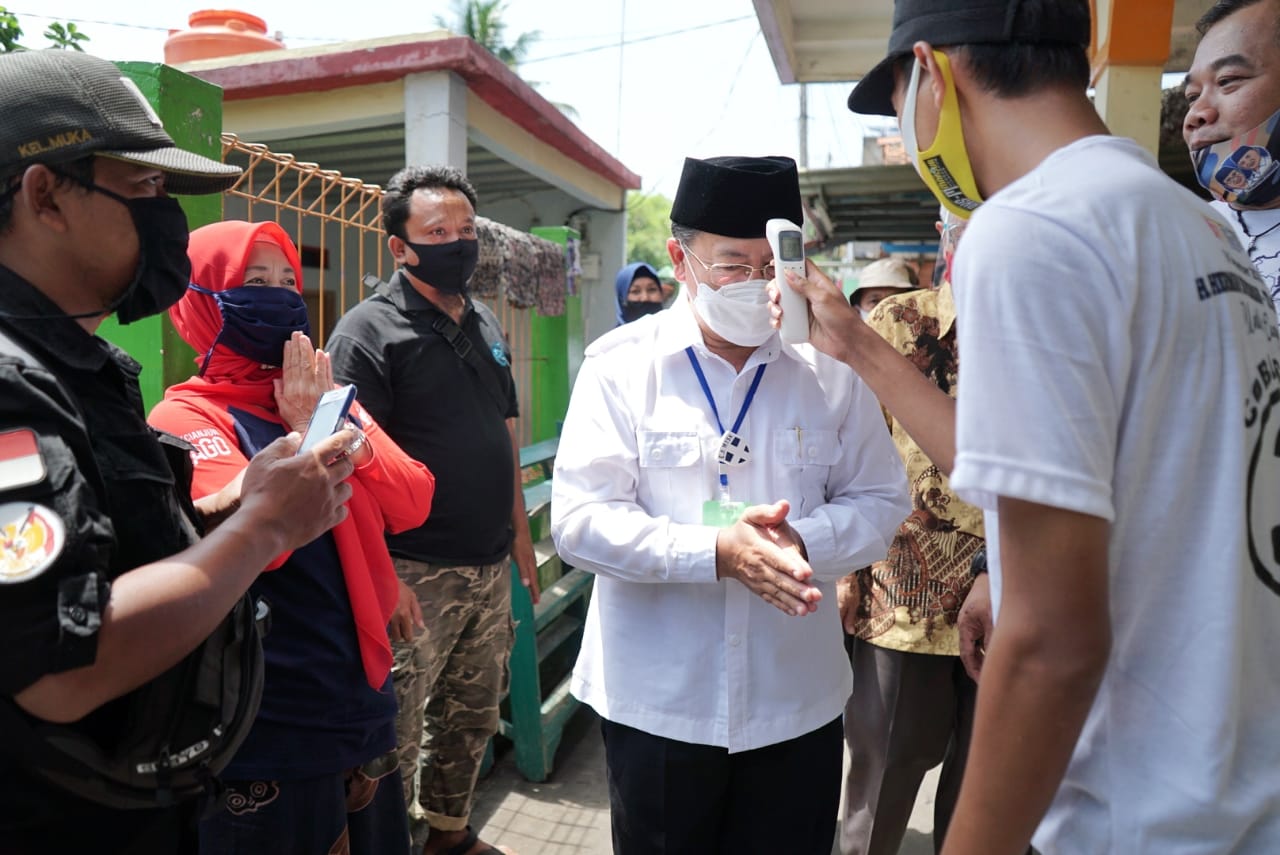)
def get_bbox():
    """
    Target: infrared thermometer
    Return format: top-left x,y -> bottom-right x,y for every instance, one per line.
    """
766,218 -> 809,344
